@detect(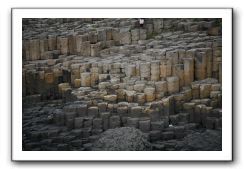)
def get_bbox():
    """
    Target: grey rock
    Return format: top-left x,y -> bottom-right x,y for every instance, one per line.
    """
92,127 -> 151,151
